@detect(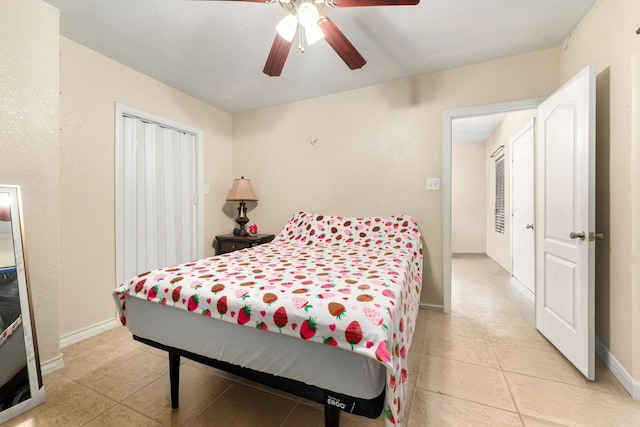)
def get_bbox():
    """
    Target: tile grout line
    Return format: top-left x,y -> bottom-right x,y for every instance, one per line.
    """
452,259 -> 525,422
176,378 -> 238,425
278,400 -> 300,427
495,346 -> 525,426
48,377 -> 121,426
